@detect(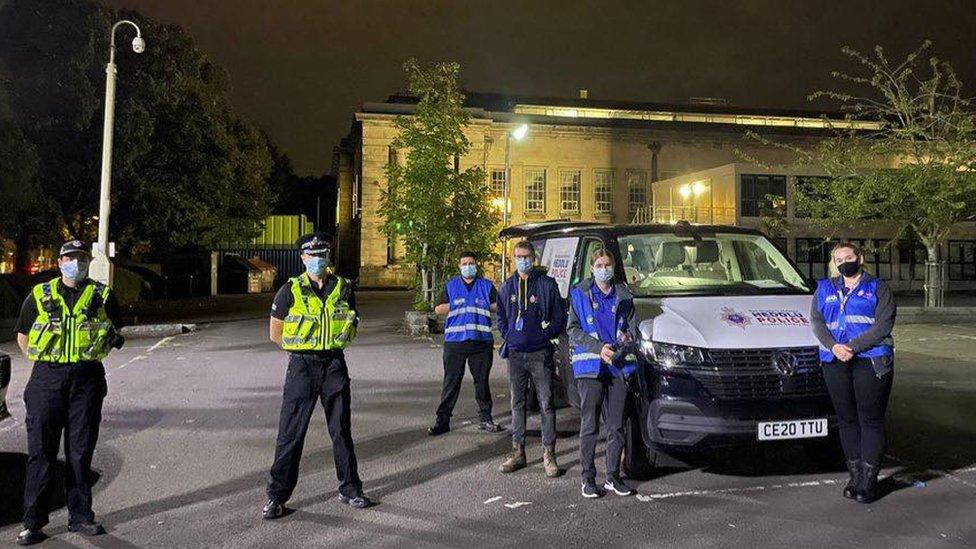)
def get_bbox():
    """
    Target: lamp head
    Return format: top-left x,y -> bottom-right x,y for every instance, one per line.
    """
511,124 -> 528,141
132,36 -> 145,53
